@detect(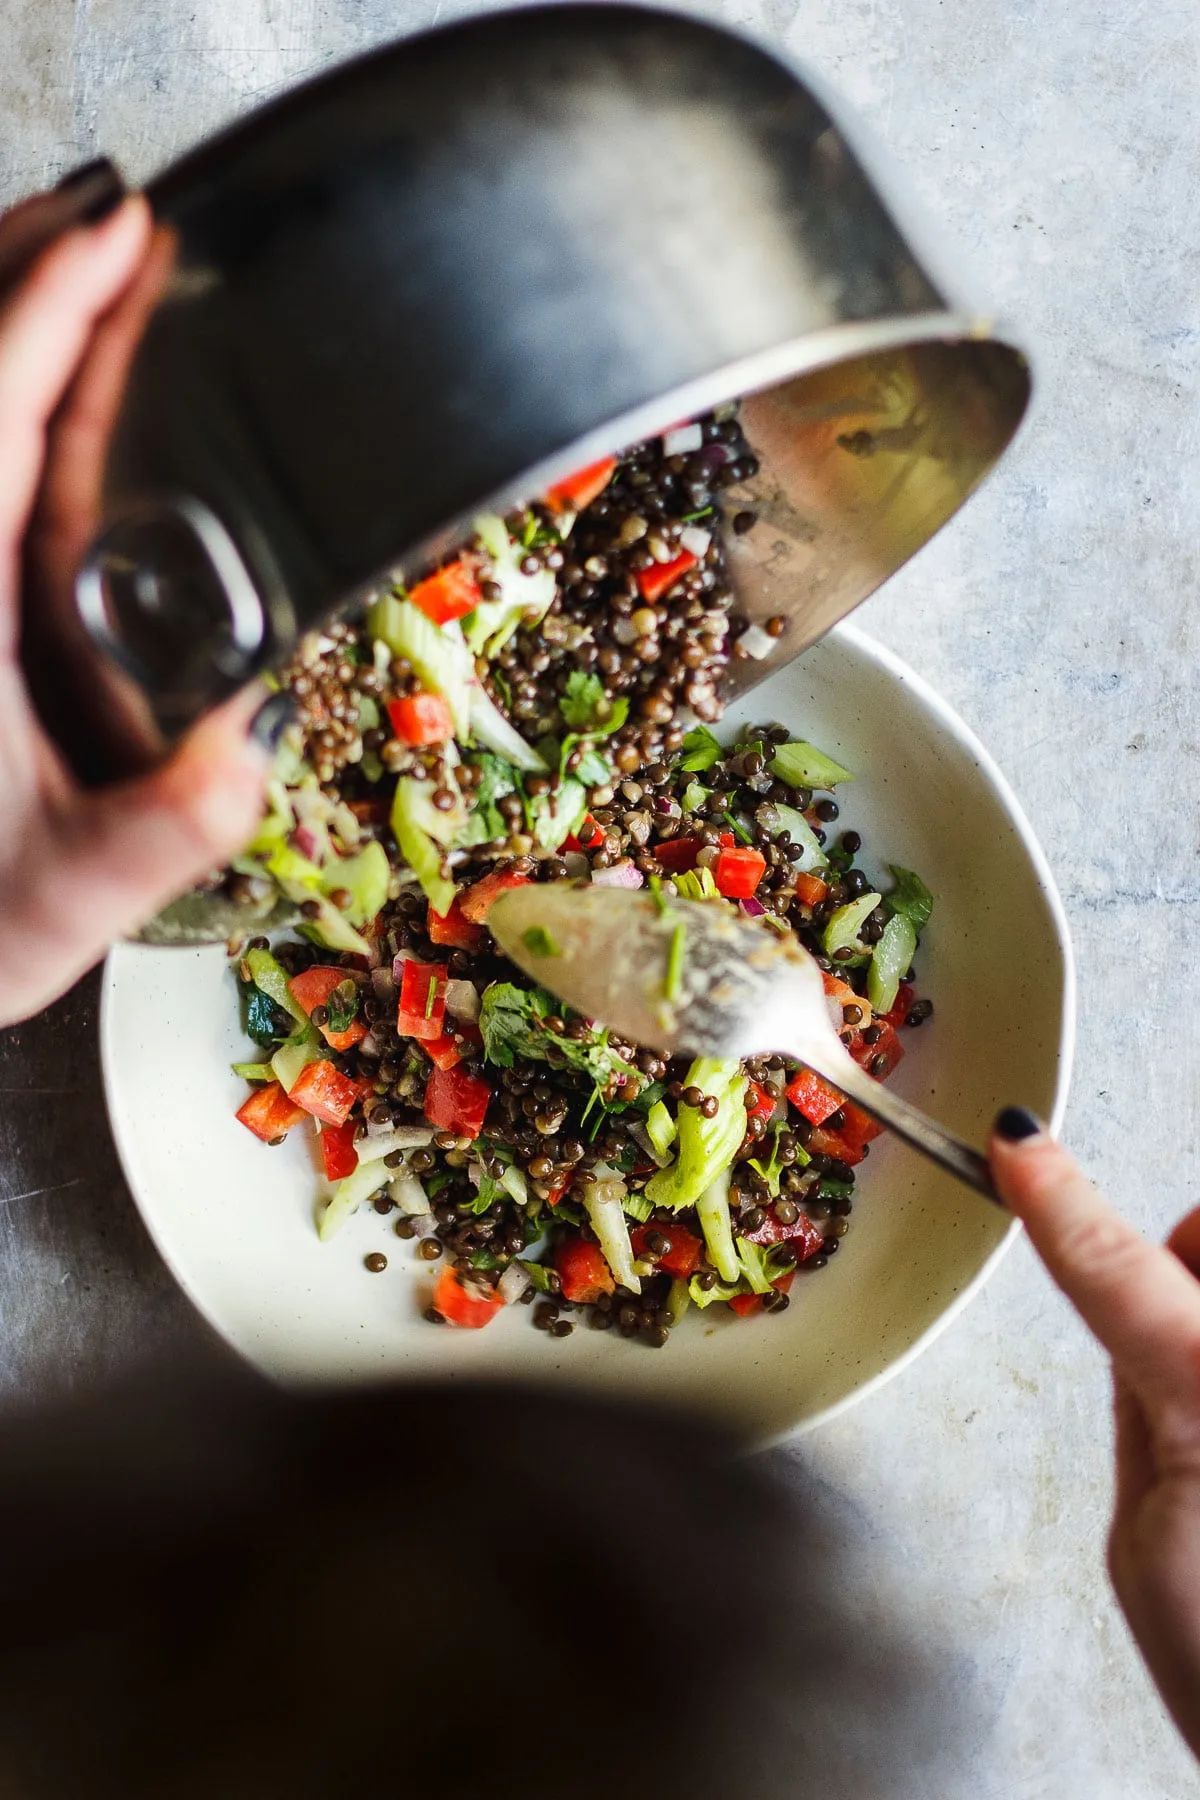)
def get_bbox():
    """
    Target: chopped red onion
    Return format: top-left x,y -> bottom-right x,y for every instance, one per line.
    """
663,422 -> 703,456
293,824 -> 322,862
590,861 -> 644,889
498,1262 -> 532,1305
737,623 -> 777,661
678,524 -> 712,559
739,897 -> 767,918
363,1122 -> 436,1152
359,1030 -> 382,1059
371,967 -> 397,1002
388,1170 -> 429,1215
445,978 -> 481,1020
